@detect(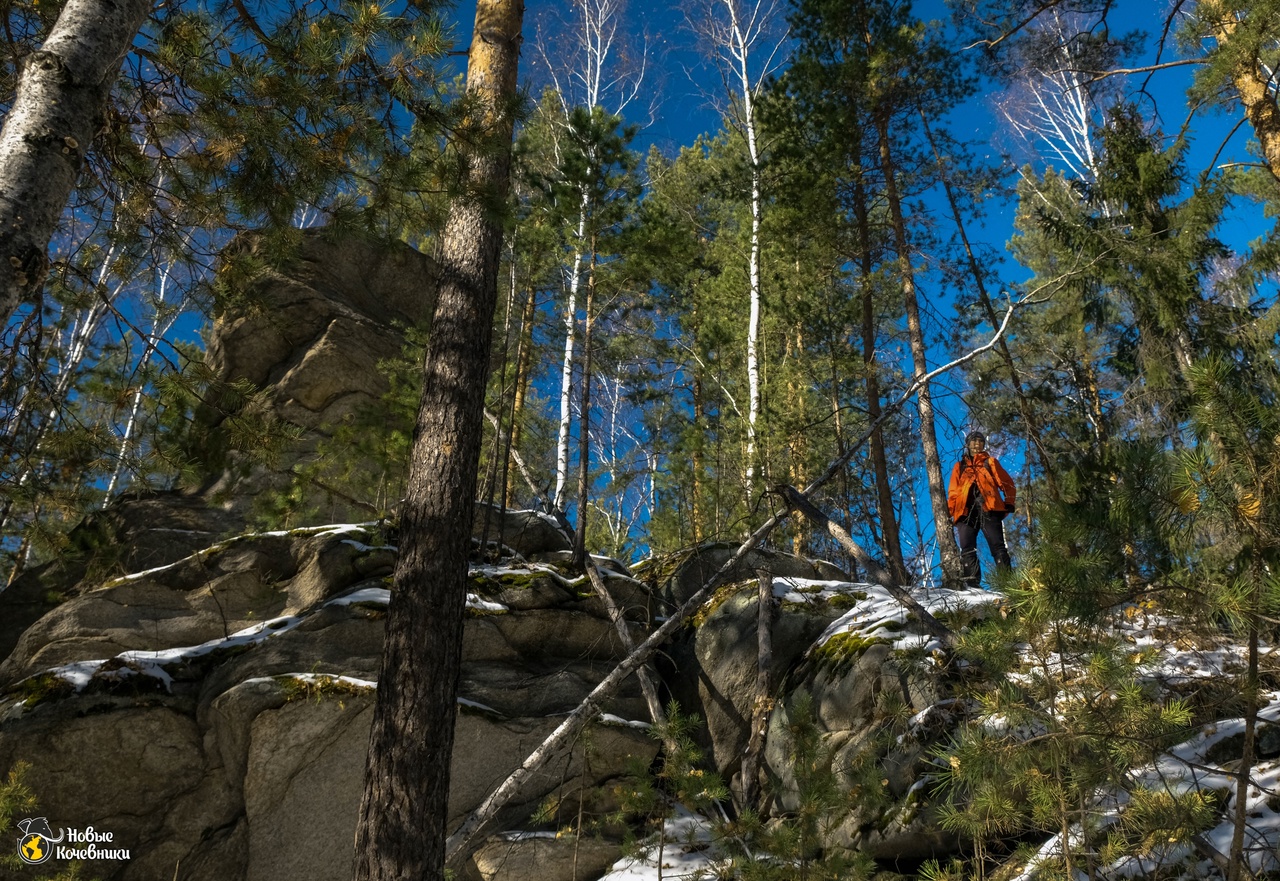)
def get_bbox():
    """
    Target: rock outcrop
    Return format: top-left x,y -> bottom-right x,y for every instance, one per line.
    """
196,229 -> 438,519
0,231 -> 979,881
206,229 -> 437,436
0,522 -> 658,881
